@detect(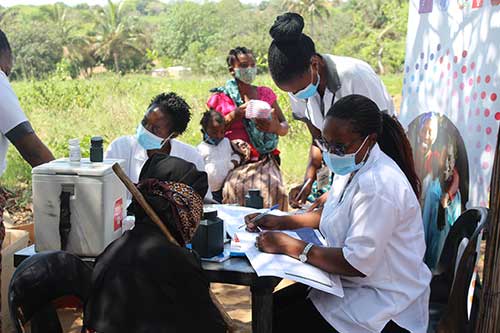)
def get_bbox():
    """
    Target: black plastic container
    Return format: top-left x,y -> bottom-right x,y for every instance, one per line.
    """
90,136 -> 103,162
191,209 -> 224,258
245,189 -> 263,209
